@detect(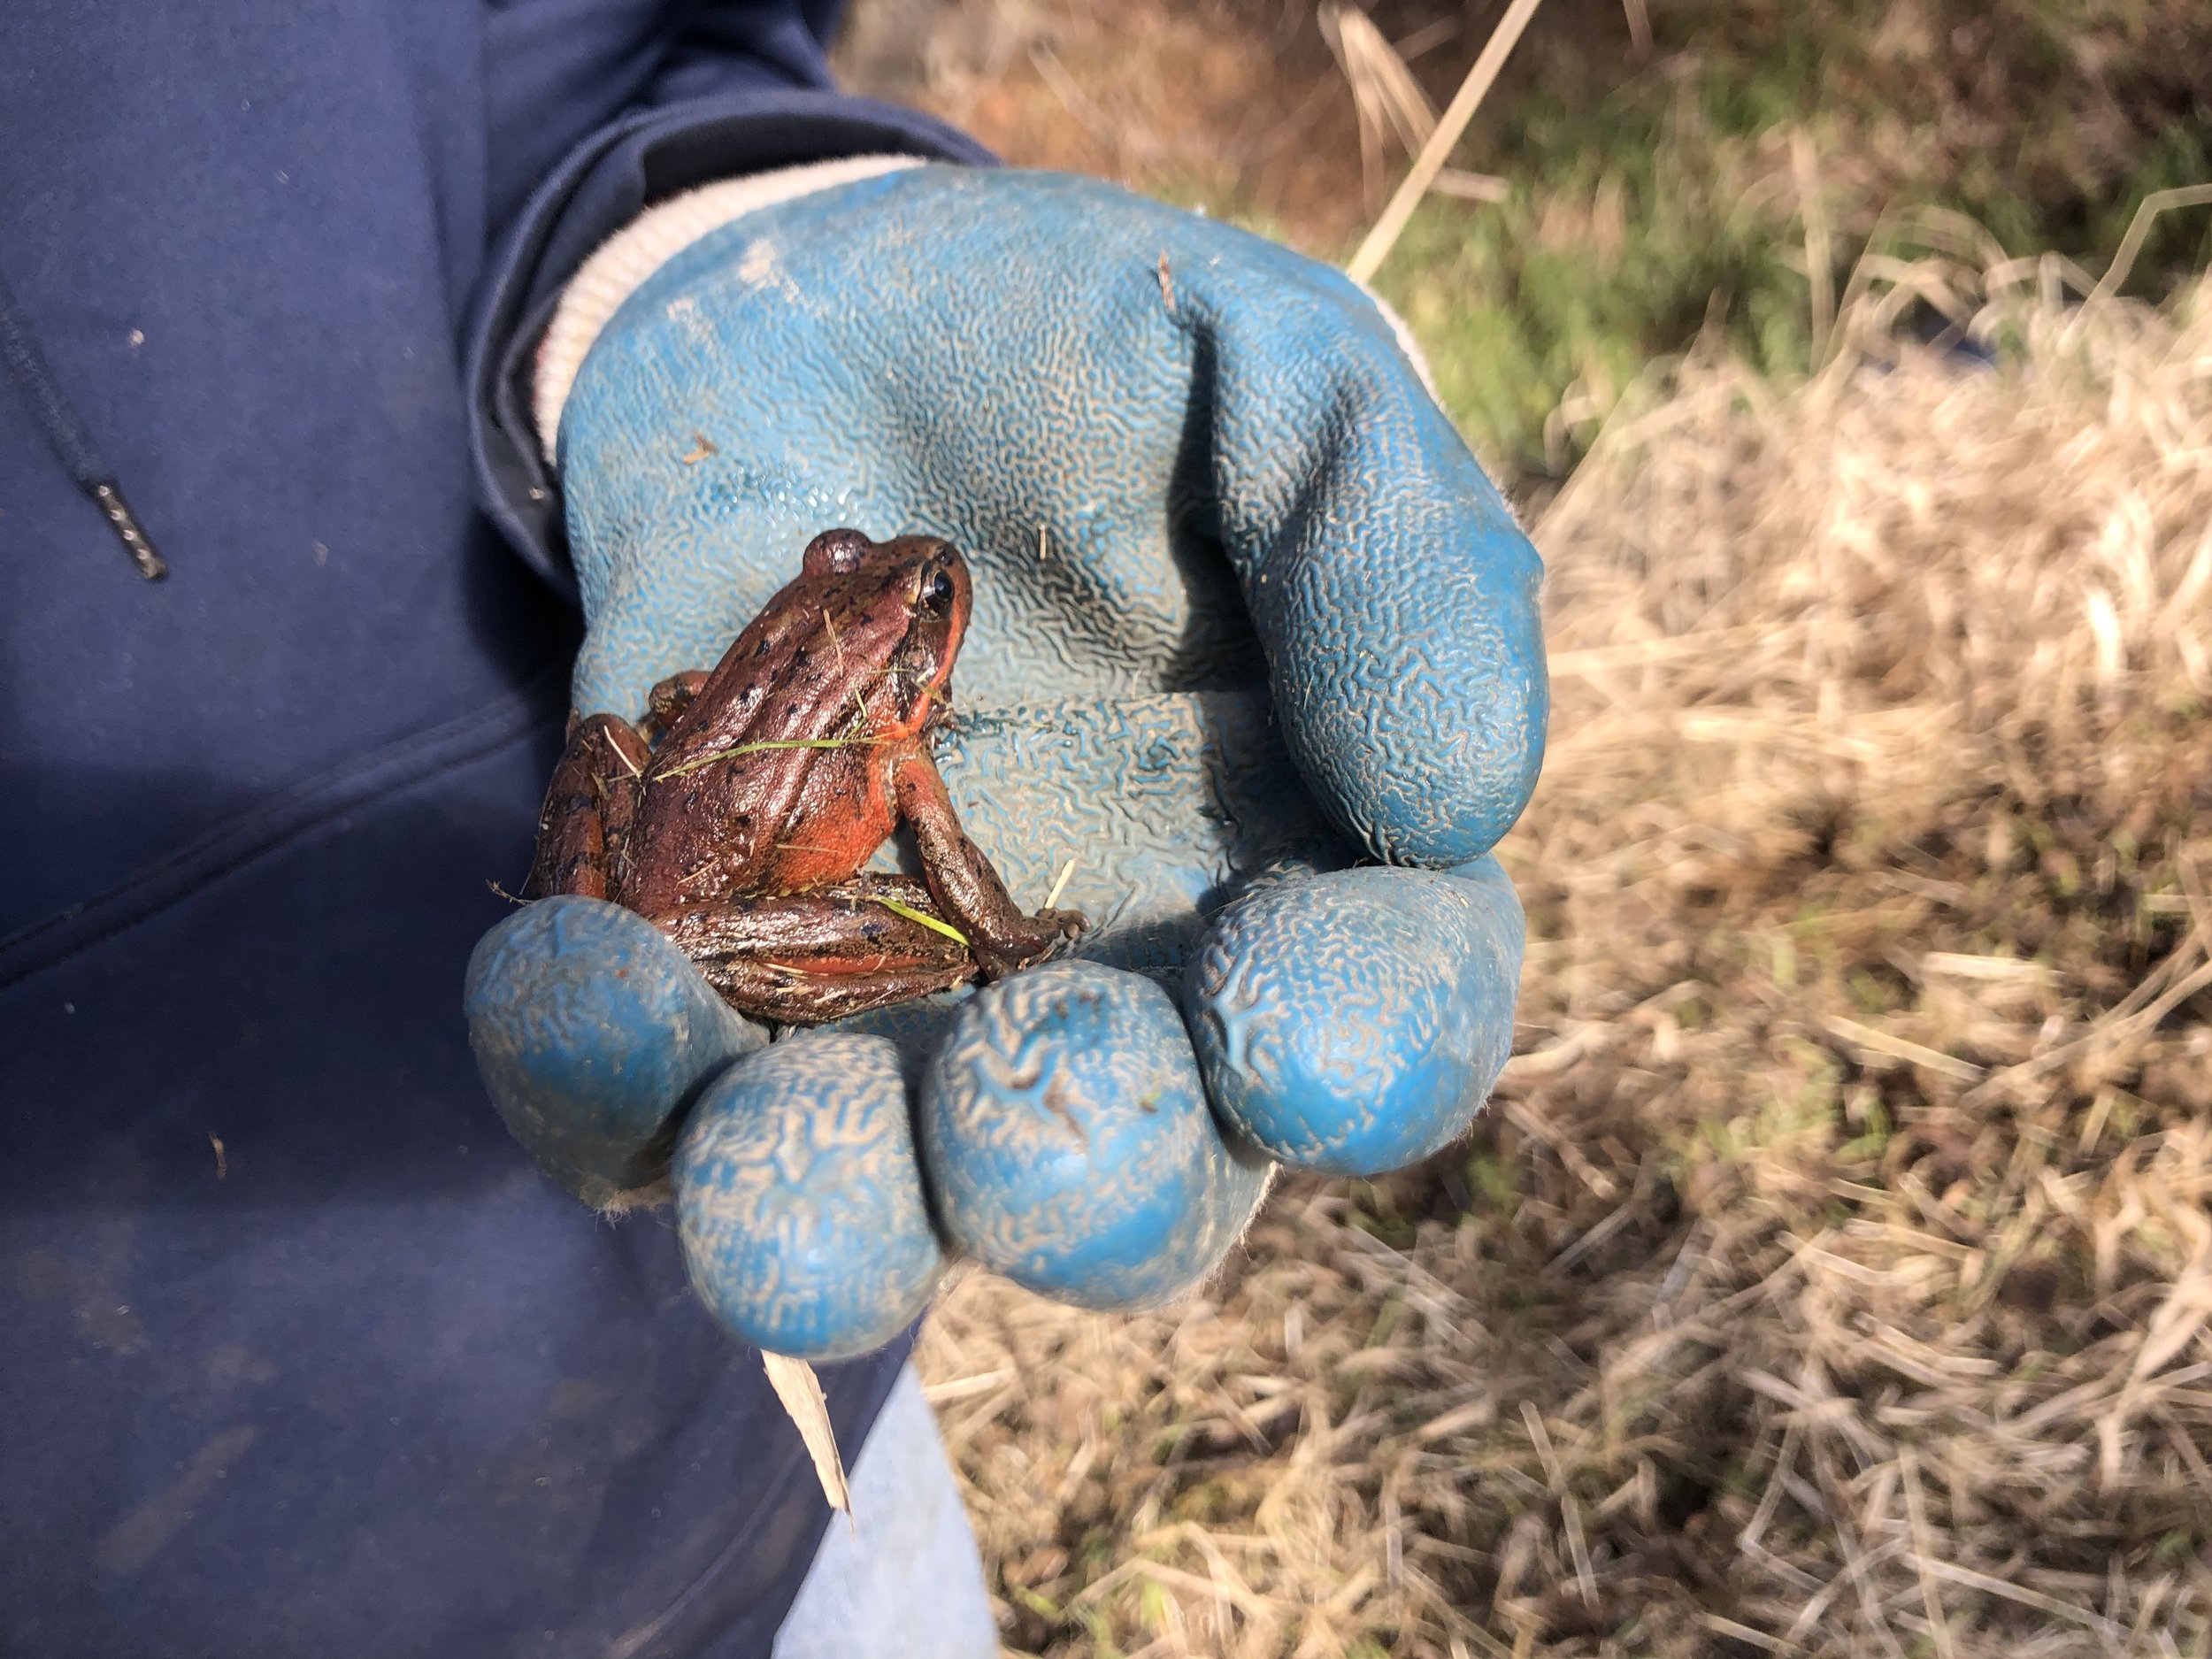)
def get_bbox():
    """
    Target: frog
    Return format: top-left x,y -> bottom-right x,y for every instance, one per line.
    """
525,527 -> 1086,1025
